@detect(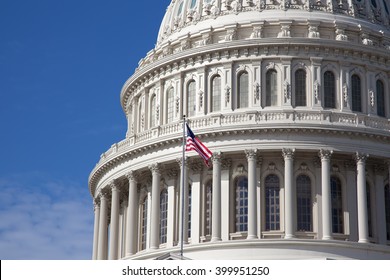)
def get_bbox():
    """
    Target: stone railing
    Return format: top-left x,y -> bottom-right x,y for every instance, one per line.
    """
98,110 -> 390,164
